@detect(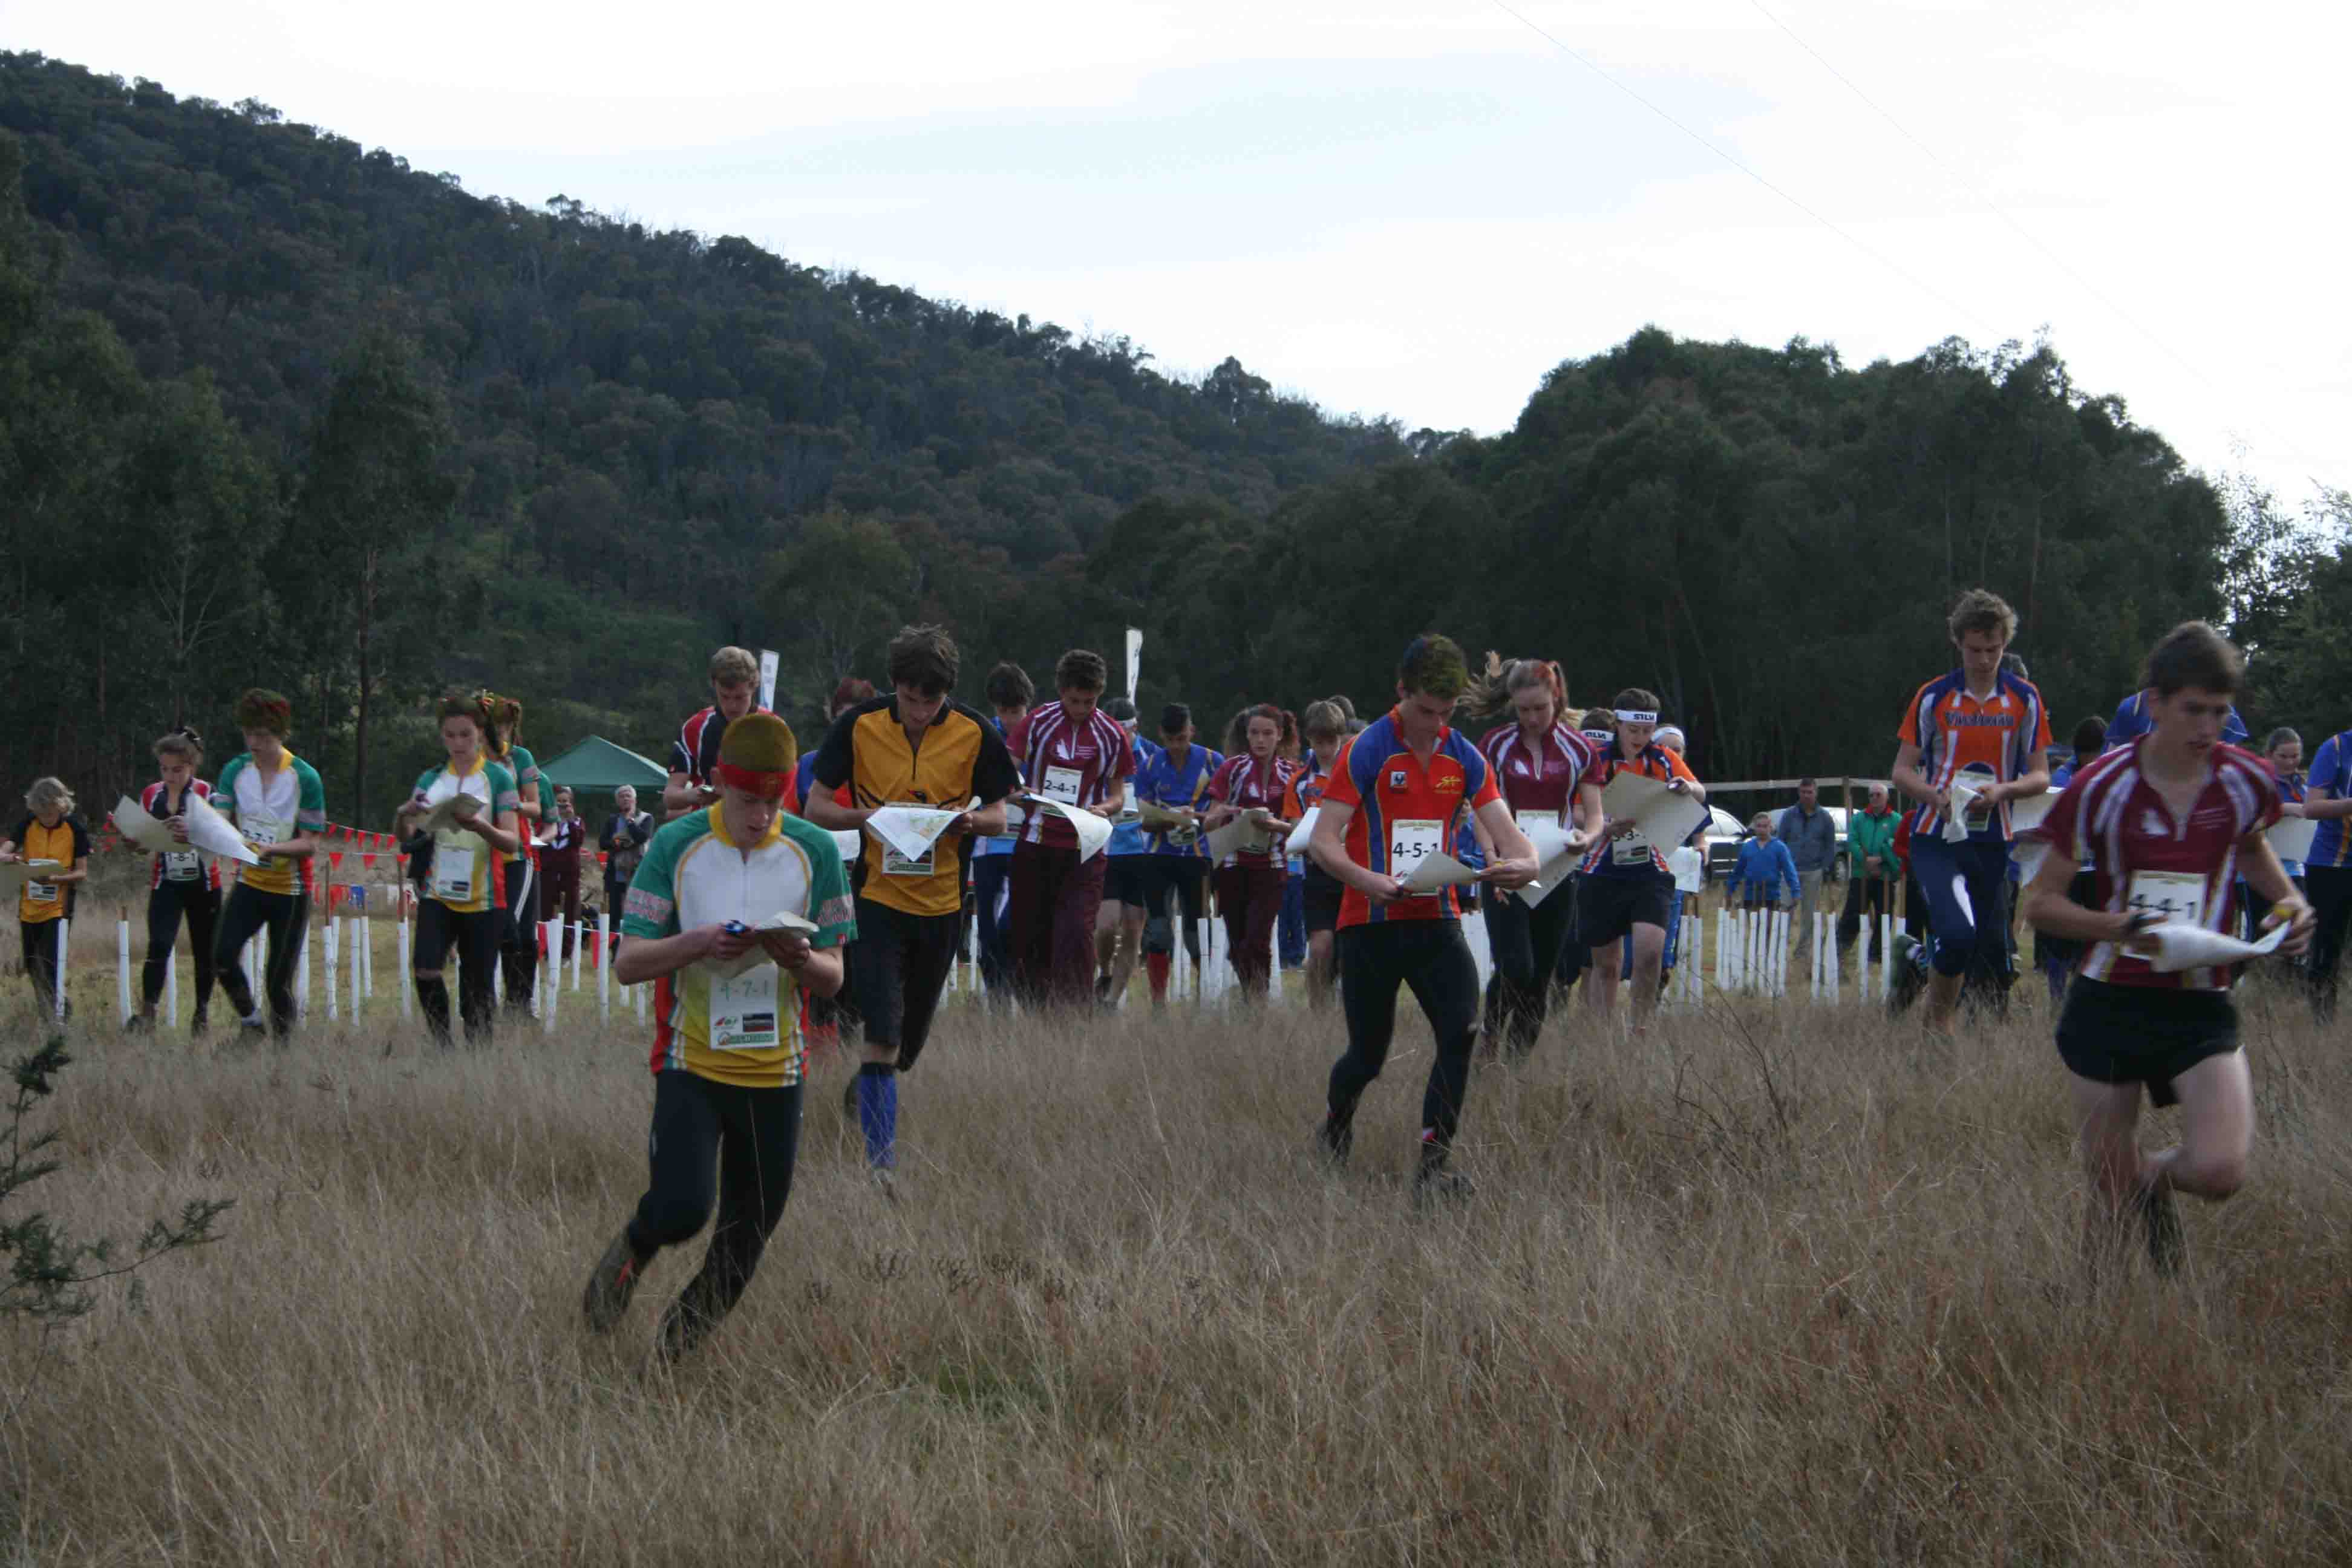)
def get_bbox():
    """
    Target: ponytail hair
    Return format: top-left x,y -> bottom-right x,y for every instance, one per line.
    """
153,727 -> 204,765
1466,652 -> 1568,724
438,688 -> 497,736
